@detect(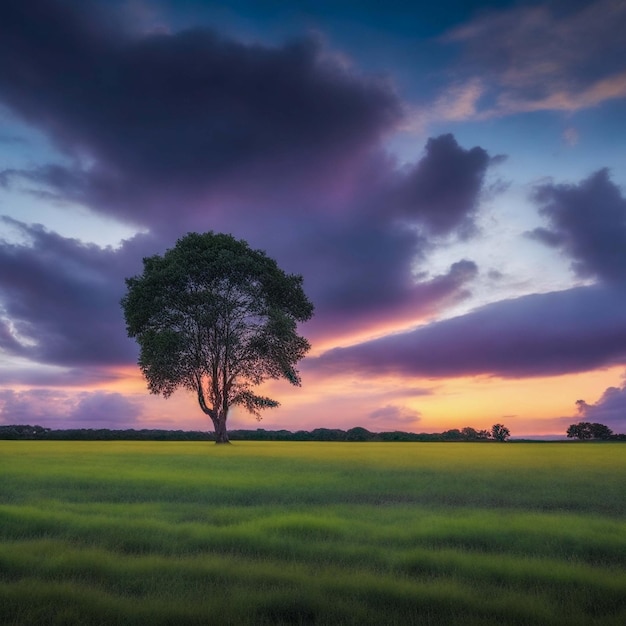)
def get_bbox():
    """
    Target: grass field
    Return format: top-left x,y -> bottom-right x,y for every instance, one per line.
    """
0,441 -> 625,625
